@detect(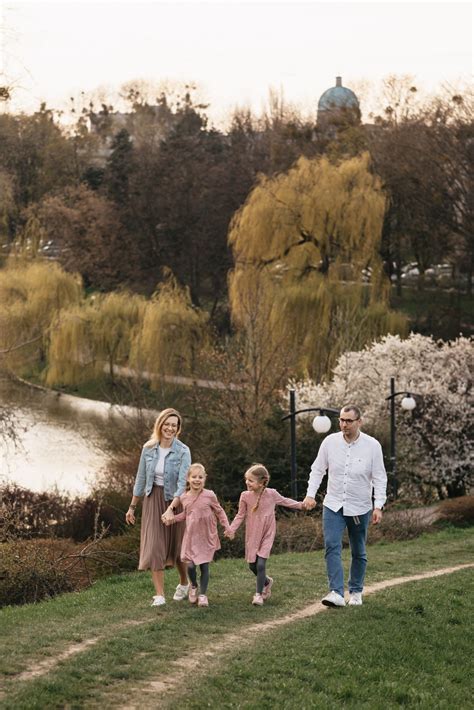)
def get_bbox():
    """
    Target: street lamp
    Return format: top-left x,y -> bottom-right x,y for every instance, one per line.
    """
282,389 -> 339,498
386,376 -> 419,499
